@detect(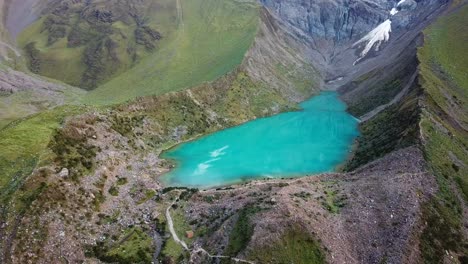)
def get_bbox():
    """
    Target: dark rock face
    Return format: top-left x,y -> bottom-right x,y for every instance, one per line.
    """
260,0 -> 449,90
260,0 -> 389,43
5,0 -> 54,39
261,0 -> 447,44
